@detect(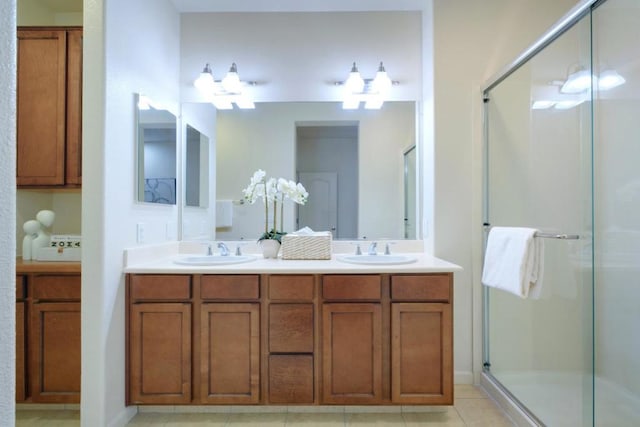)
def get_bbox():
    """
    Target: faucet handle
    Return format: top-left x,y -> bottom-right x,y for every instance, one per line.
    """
235,243 -> 247,256
384,242 -> 396,255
